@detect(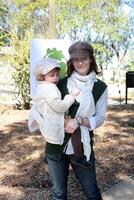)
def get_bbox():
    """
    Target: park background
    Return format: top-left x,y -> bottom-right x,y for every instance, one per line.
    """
0,0 -> 134,199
